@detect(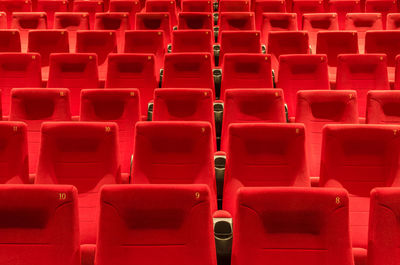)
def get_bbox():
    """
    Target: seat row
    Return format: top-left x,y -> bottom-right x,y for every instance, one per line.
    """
1,121 -> 400,265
